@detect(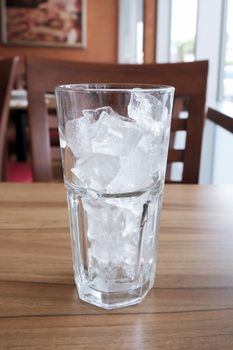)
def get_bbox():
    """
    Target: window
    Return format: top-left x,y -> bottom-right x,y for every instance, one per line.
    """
222,0 -> 233,101
170,0 -> 198,62
118,0 -> 143,63
168,0 -> 198,180
156,0 -> 233,184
